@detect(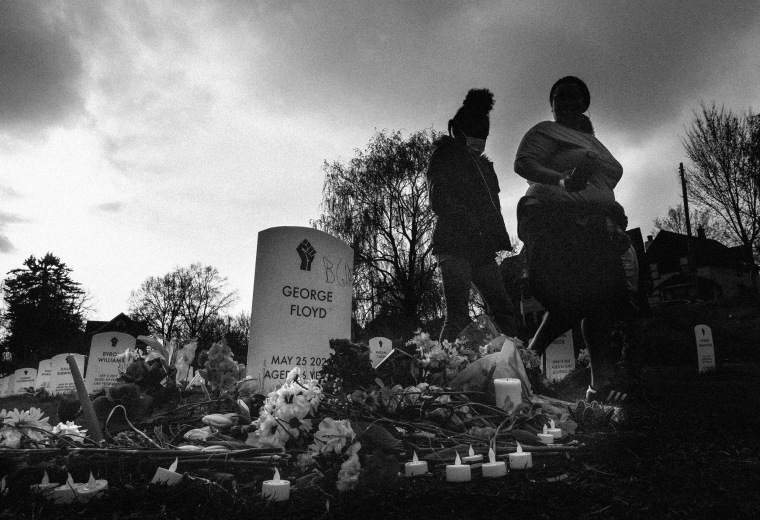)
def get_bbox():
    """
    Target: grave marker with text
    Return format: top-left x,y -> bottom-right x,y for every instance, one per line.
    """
695,324 -> 716,372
